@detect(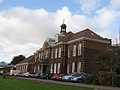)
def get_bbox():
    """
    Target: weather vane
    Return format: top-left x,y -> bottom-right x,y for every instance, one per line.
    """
63,19 -> 65,23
